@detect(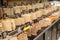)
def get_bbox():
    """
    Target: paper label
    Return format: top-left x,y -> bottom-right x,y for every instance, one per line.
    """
52,12 -> 57,16
44,18 -> 51,22
0,23 -> 2,27
23,26 -> 30,31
